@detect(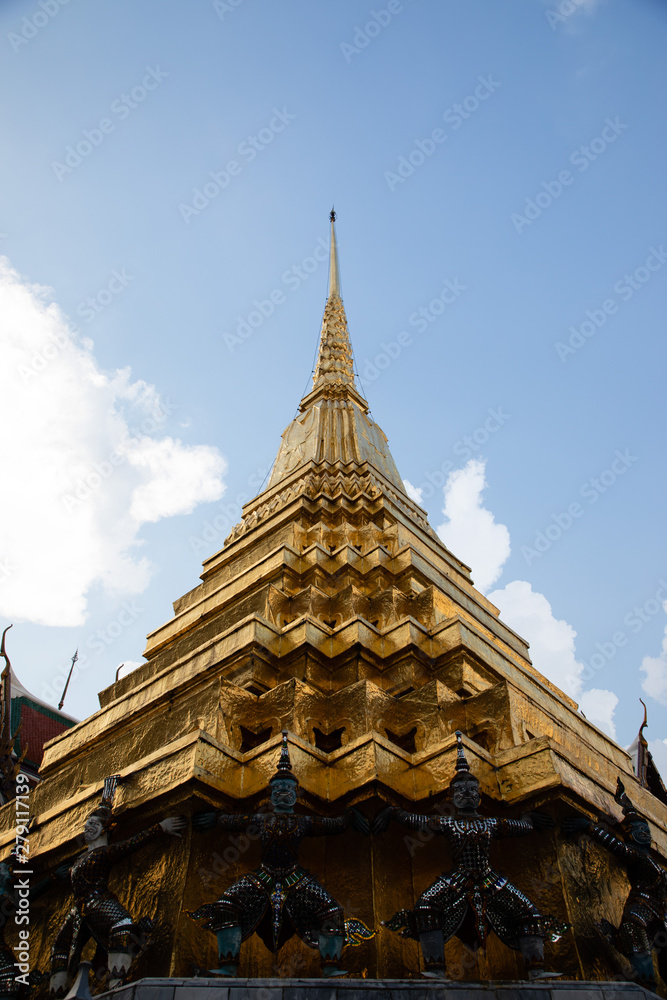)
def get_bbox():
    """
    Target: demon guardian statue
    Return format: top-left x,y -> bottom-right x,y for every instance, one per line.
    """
190,730 -> 373,976
564,777 -> 667,989
49,777 -> 185,995
378,731 -> 567,979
